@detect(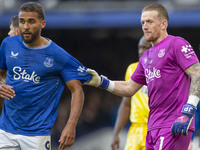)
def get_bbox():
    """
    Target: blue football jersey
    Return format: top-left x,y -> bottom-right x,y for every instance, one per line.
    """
0,35 -> 91,136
